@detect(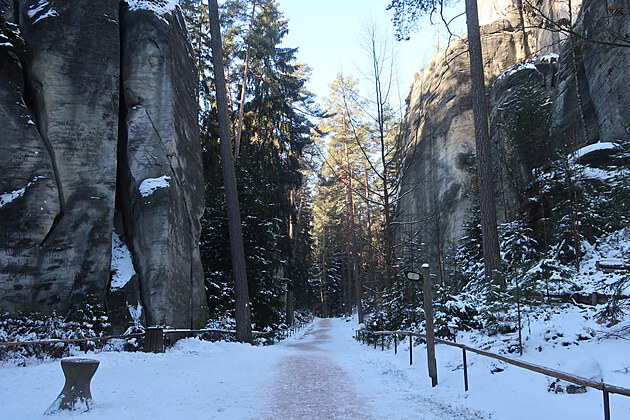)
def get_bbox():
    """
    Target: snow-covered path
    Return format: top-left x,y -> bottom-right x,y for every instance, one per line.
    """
266,319 -> 371,419
2,316 -> 628,419
261,318 -> 487,419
